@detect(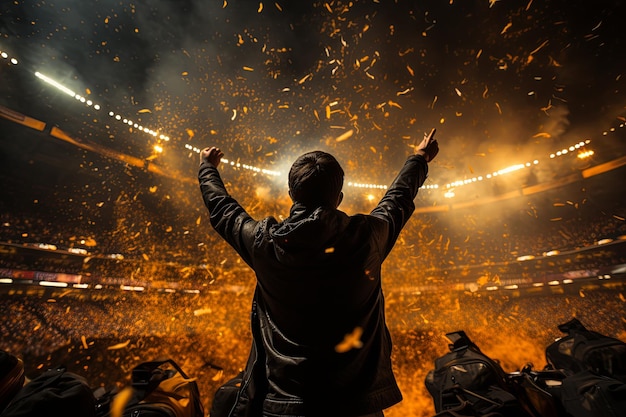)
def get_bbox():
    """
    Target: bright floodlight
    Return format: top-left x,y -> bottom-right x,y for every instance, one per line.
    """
34,71 -> 76,97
